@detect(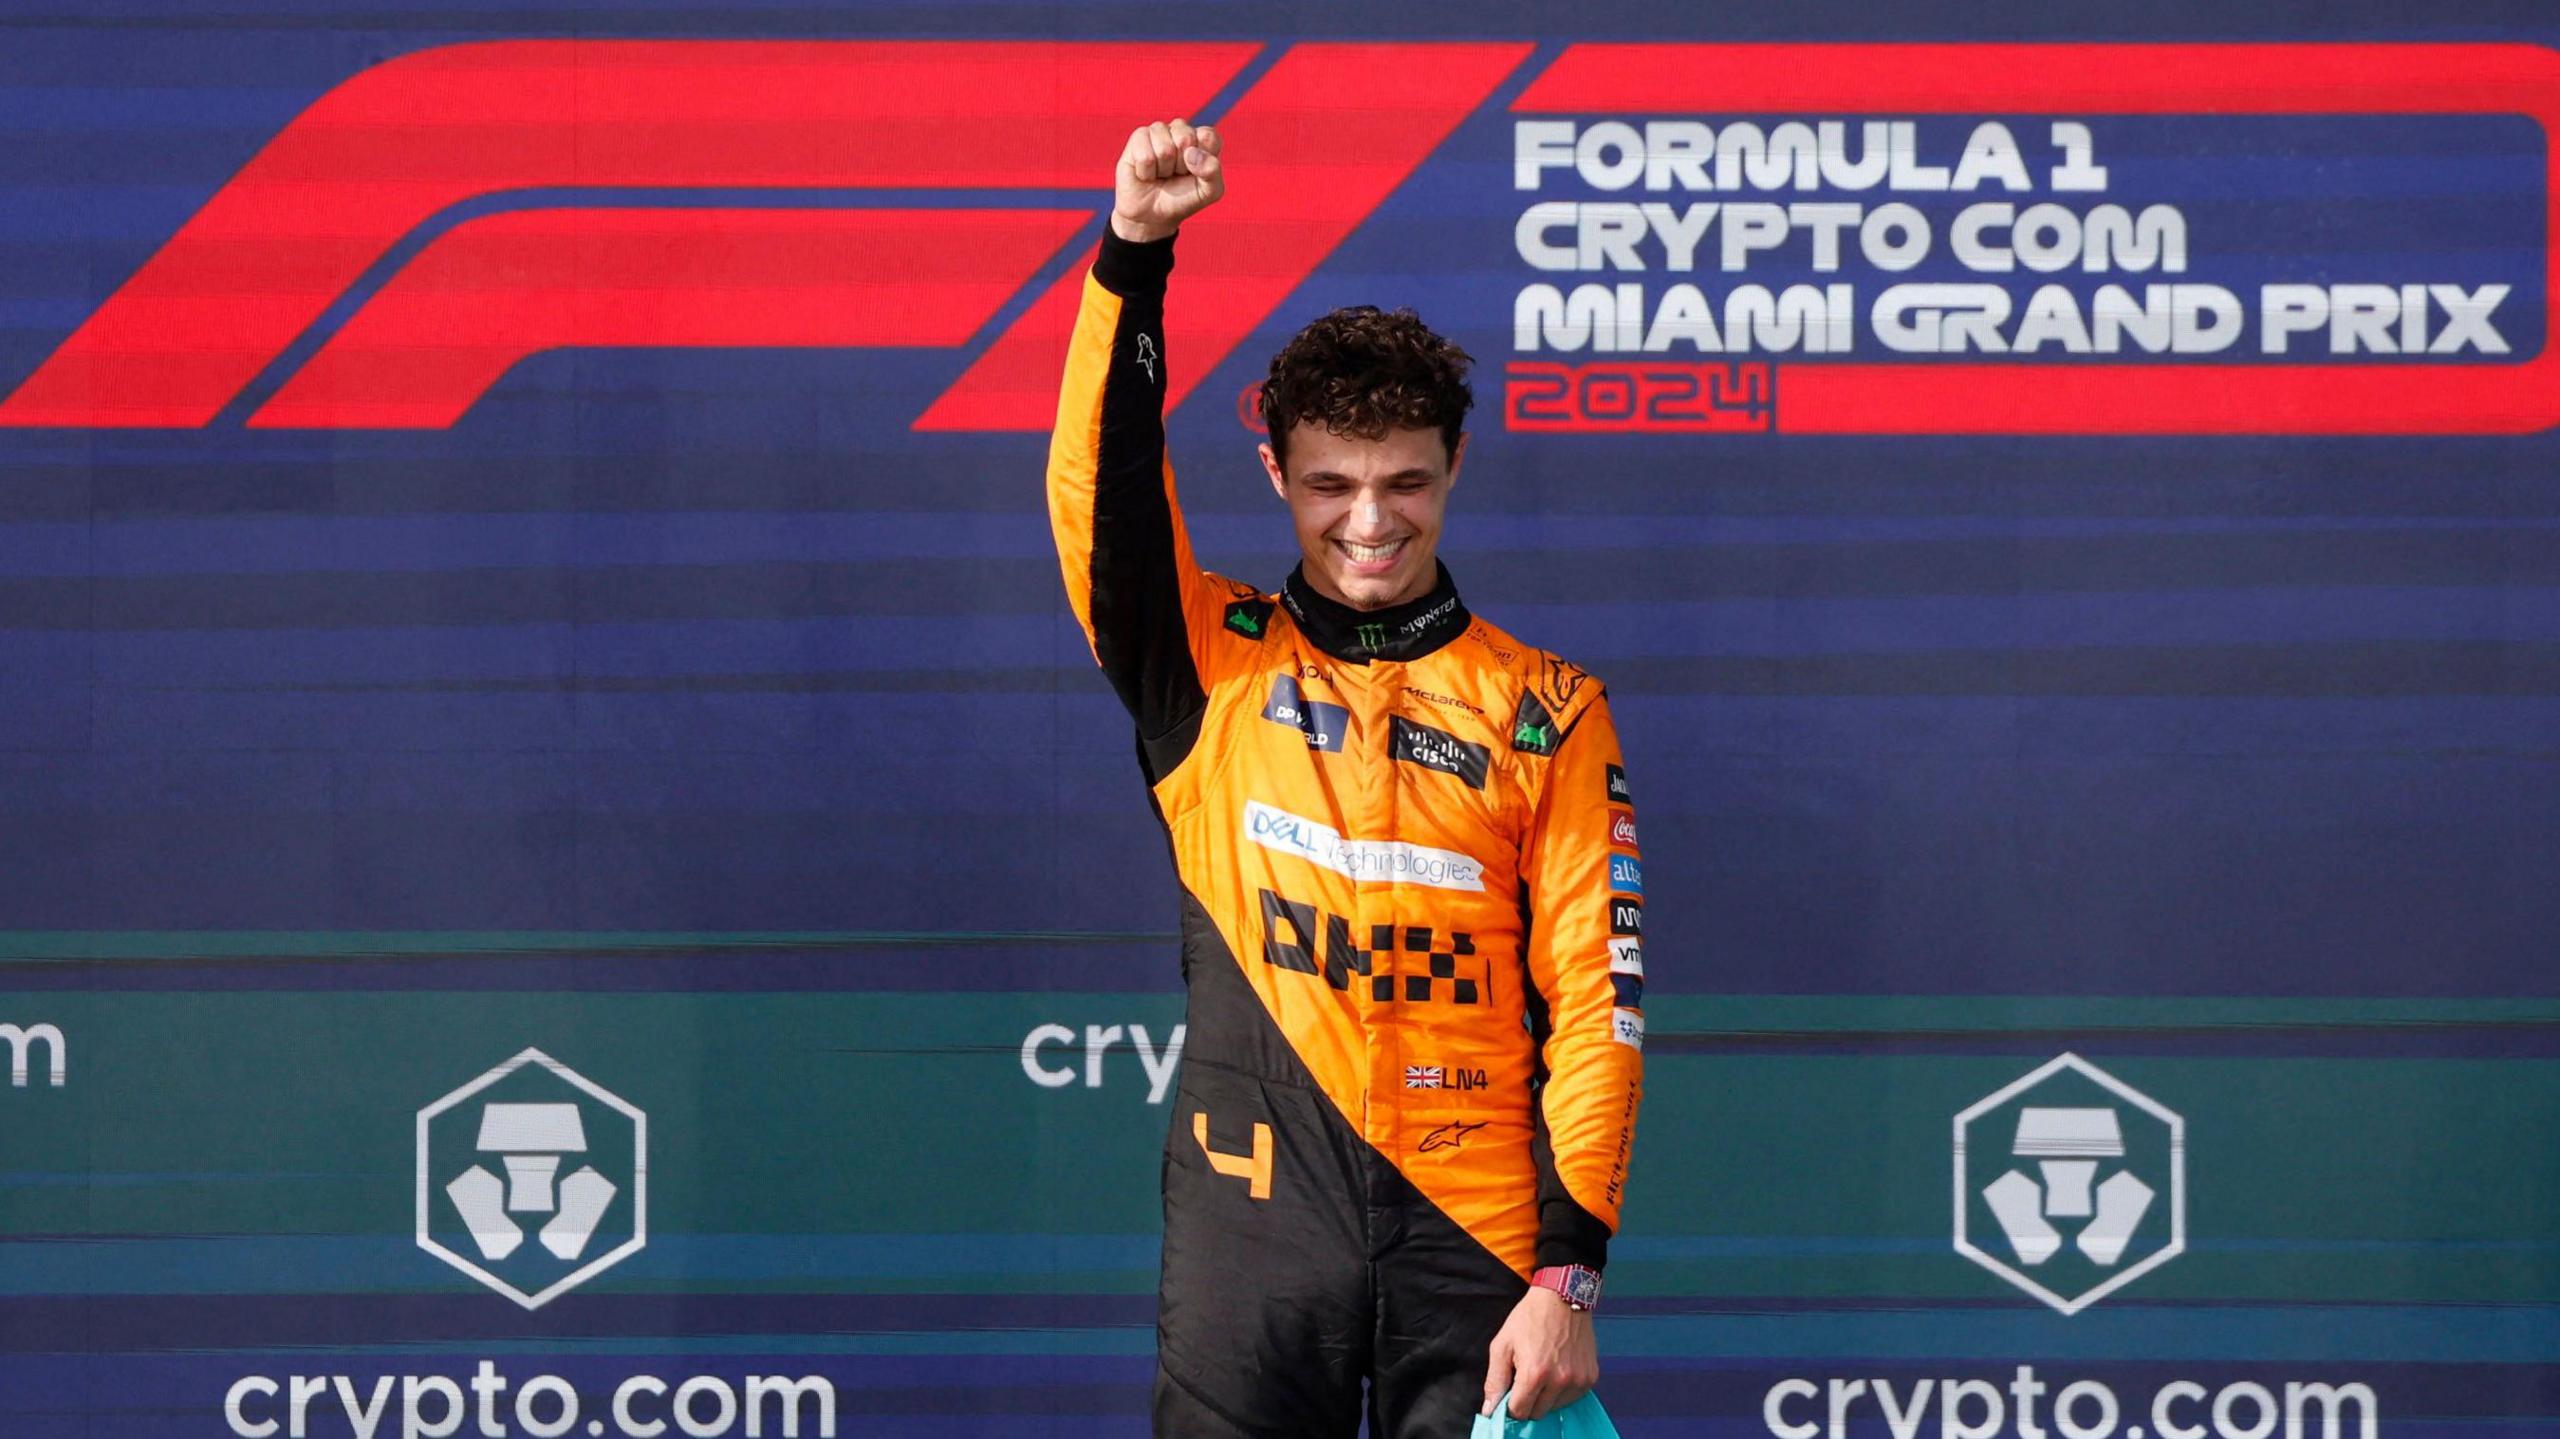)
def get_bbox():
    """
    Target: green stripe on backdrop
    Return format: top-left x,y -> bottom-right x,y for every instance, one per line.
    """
0,993 -> 2550,1304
